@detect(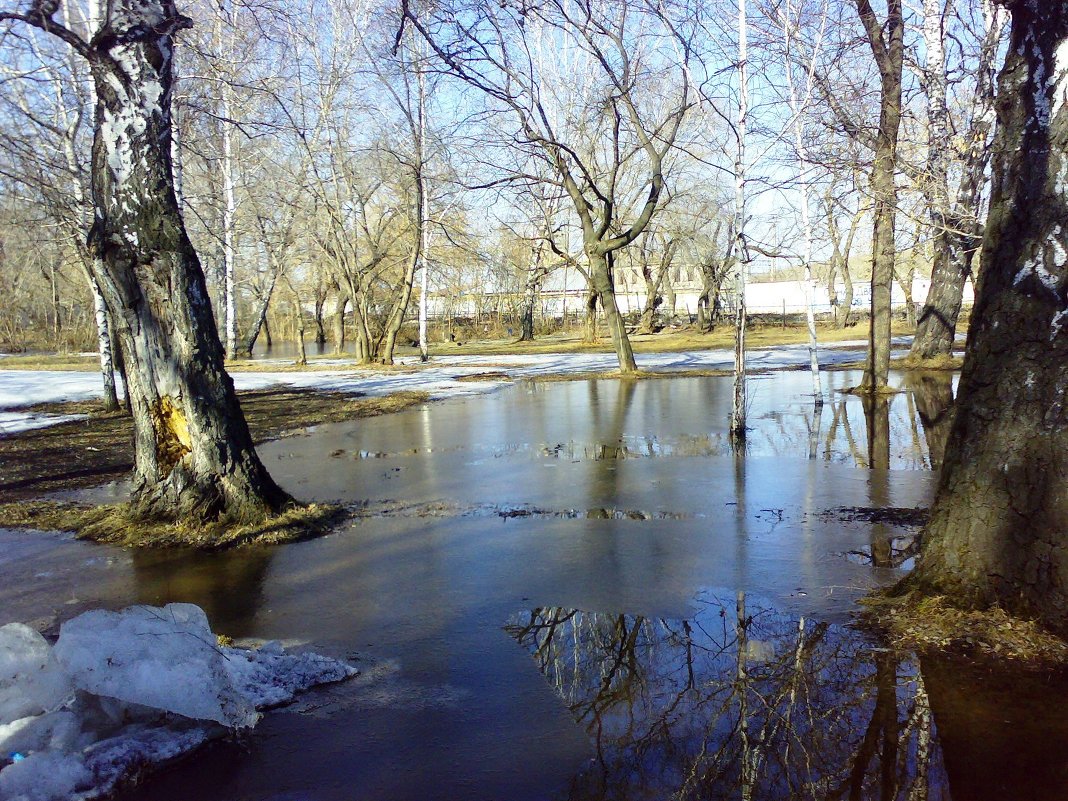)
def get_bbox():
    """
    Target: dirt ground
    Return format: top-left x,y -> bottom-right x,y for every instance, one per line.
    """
0,390 -> 429,503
